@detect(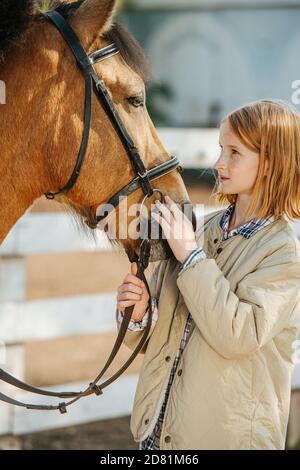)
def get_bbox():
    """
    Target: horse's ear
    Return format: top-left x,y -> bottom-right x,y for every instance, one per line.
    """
70,0 -> 117,49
